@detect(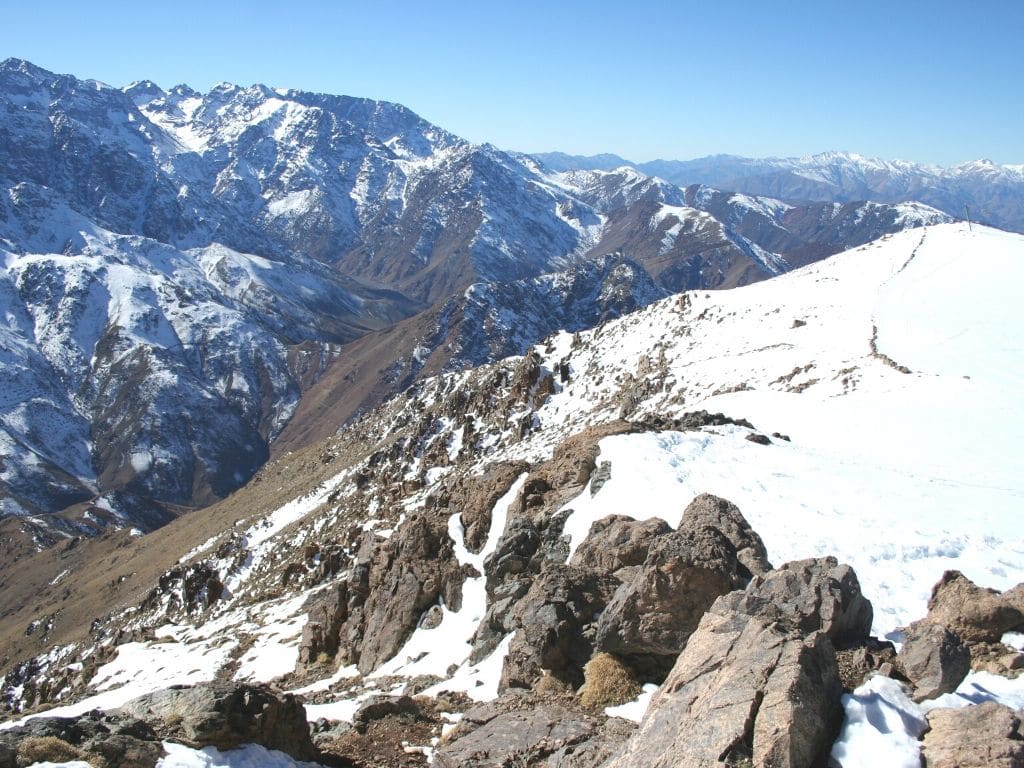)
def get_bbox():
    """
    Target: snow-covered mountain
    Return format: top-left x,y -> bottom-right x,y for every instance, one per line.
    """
537,150 -> 1024,233
1,223 -> 1021,766
0,59 -> 953,541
